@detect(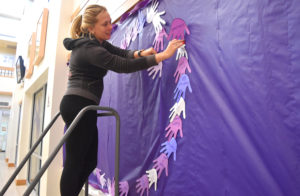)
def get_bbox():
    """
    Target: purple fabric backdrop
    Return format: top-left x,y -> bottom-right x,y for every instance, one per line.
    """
92,0 -> 300,195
